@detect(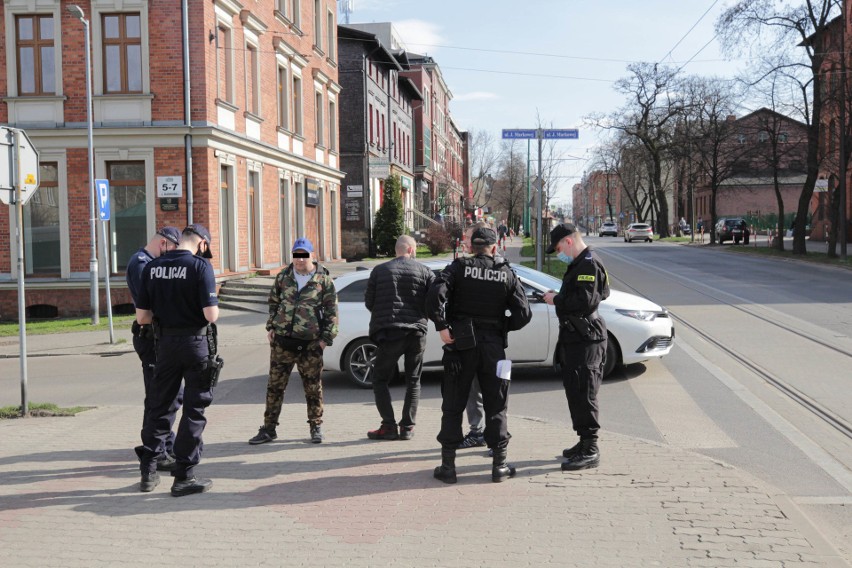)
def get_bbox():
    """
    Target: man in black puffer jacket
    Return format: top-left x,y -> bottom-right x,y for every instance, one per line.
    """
365,235 -> 435,441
